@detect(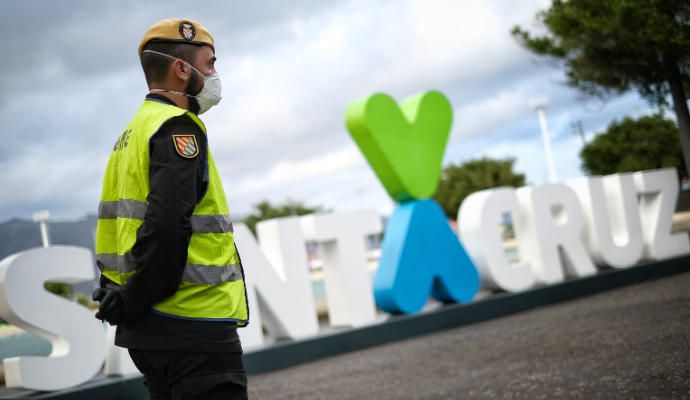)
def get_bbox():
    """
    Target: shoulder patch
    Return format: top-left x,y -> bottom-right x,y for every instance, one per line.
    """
172,134 -> 199,158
